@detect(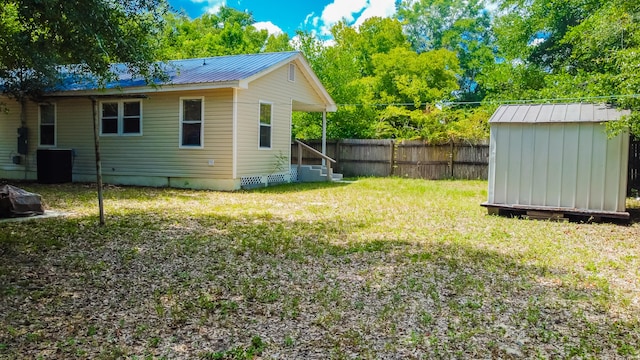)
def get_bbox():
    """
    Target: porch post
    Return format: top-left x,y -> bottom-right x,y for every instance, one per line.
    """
322,110 -> 327,167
